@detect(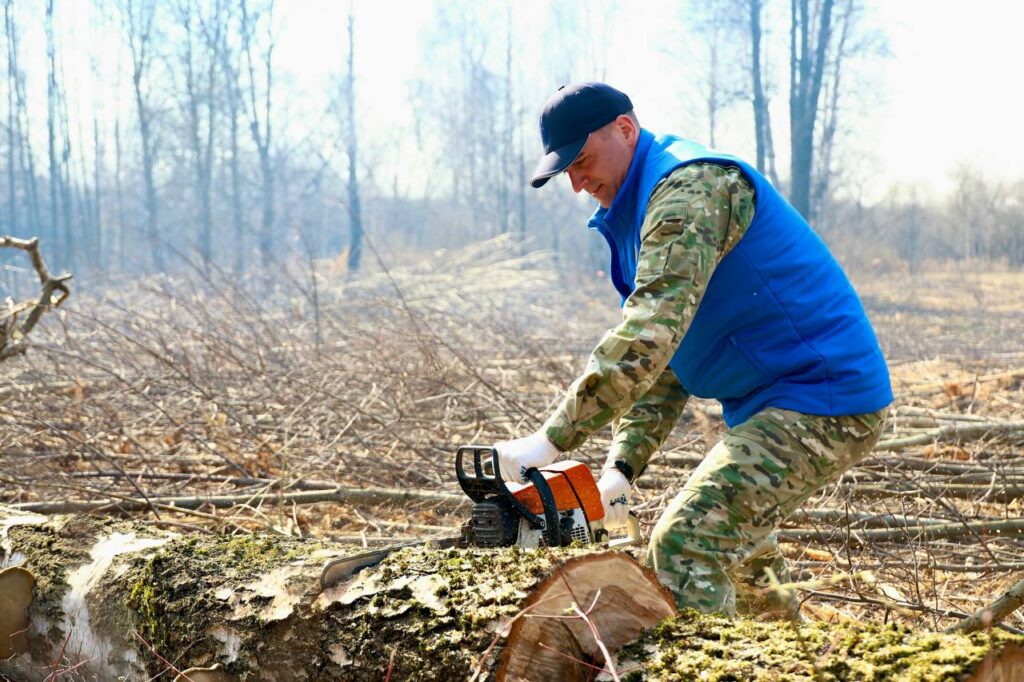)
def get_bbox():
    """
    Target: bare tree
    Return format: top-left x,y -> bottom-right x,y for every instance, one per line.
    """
810,0 -> 888,222
239,0 -> 275,267
45,0 -> 62,258
788,0 -> 834,219
125,0 -> 167,271
179,0 -> 226,270
748,0 -> 781,186
342,12 -> 362,274
3,0 -> 16,236
217,3 -> 246,273
689,1 -> 746,149
10,3 -> 40,239
114,114 -> 126,270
